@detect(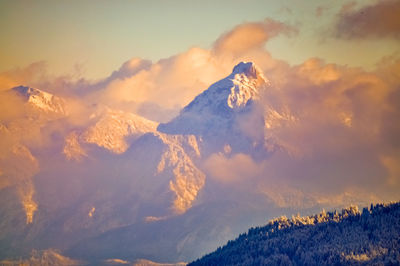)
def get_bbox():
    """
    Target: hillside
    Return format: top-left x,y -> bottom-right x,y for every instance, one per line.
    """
190,202 -> 400,265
